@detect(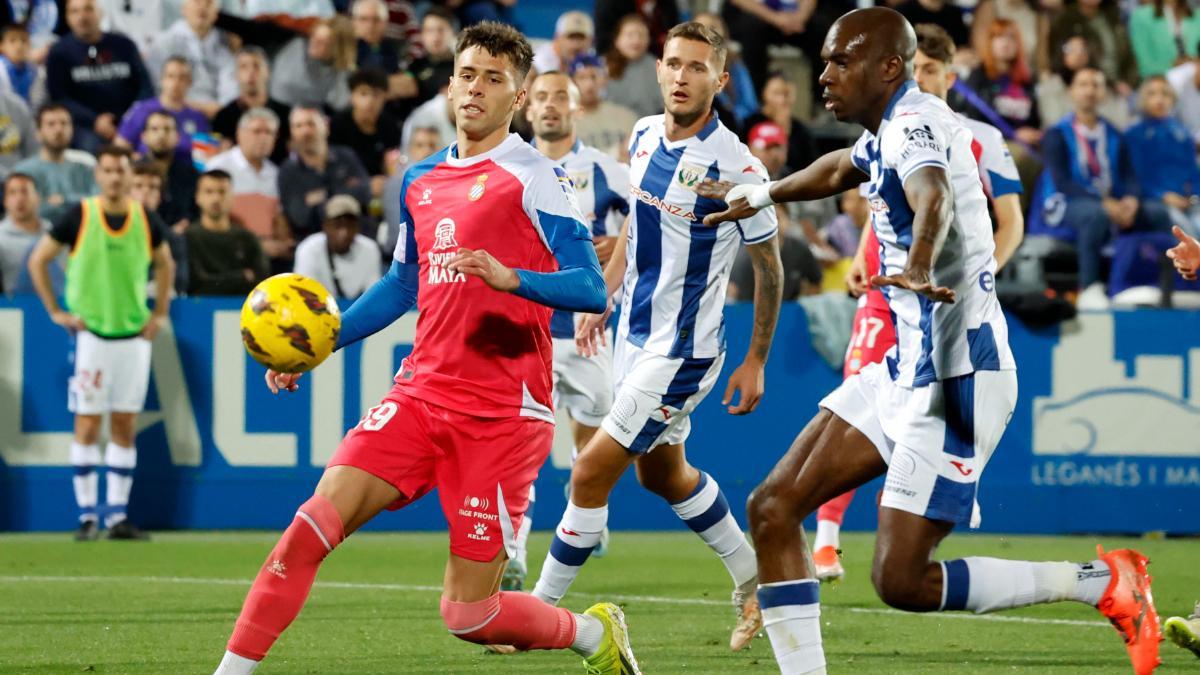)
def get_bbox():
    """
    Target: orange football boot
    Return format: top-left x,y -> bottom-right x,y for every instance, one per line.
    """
1096,546 -> 1162,675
